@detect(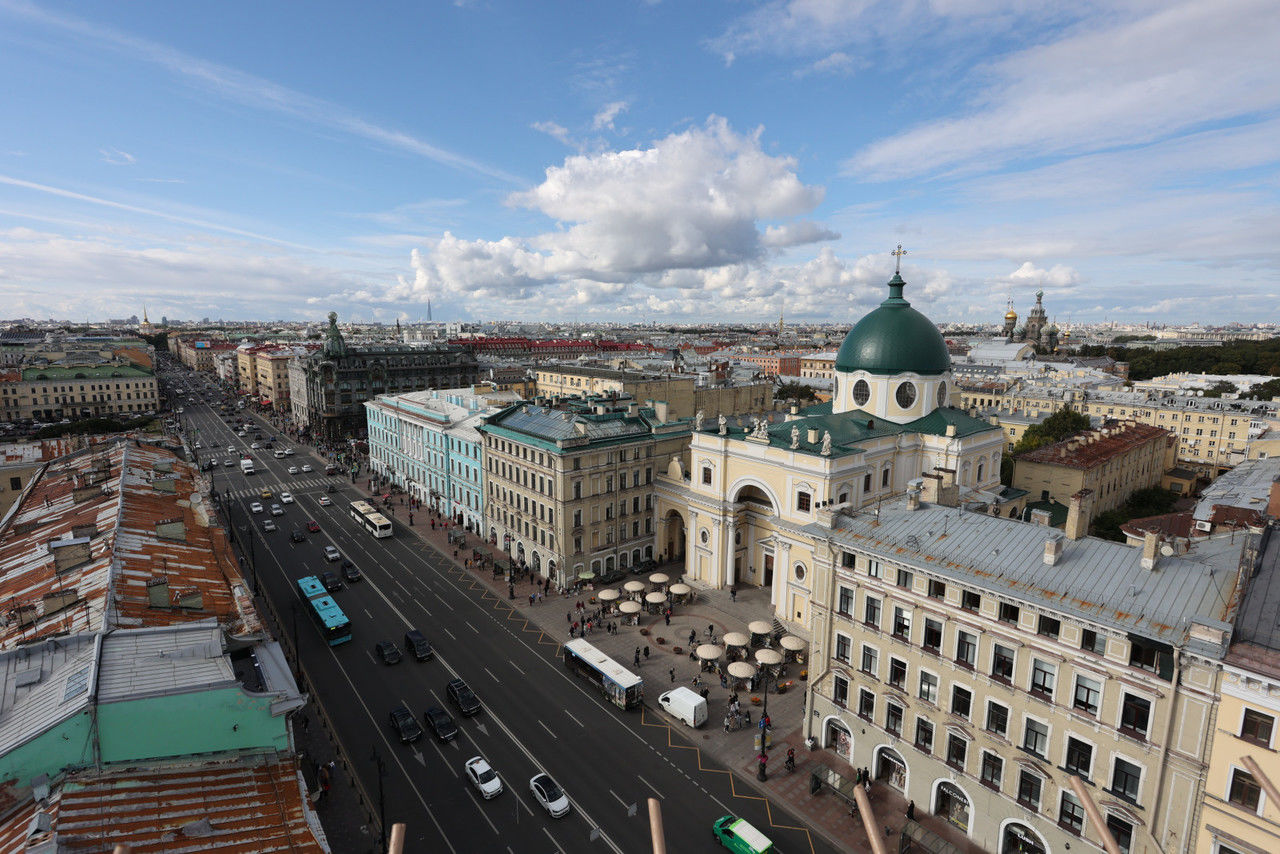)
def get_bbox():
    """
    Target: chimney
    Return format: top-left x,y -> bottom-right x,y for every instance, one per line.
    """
147,577 -> 170,608
1044,534 -> 1064,566
1141,530 -> 1161,571
1064,489 -> 1093,540
787,403 -> 800,421
906,481 -> 922,511
627,402 -> 639,416
921,472 -> 943,504
654,400 -> 669,423
945,424 -> 957,438
806,427 -> 819,444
